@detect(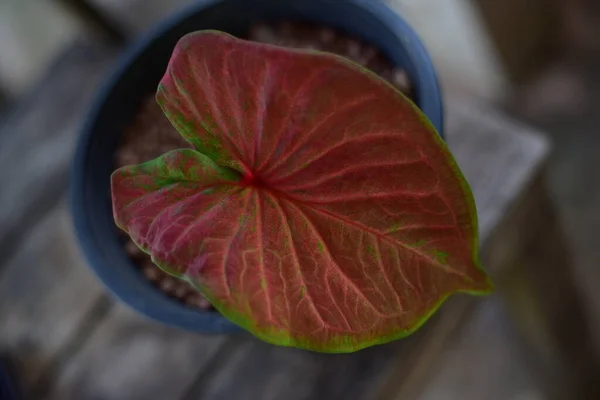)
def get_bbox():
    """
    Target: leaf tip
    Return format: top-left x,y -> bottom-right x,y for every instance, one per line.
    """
465,270 -> 495,296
